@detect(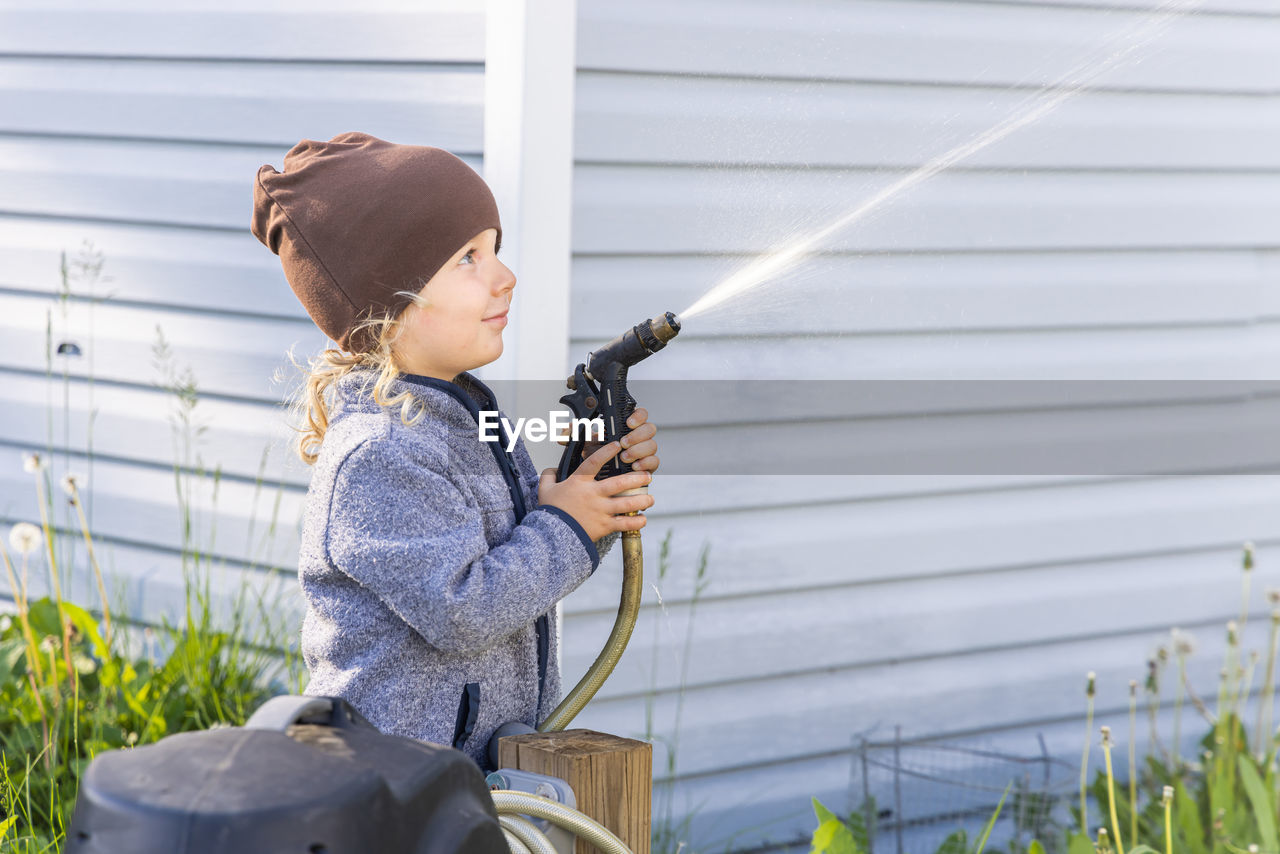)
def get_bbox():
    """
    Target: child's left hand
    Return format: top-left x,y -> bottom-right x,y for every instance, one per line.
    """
558,408 -> 660,475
